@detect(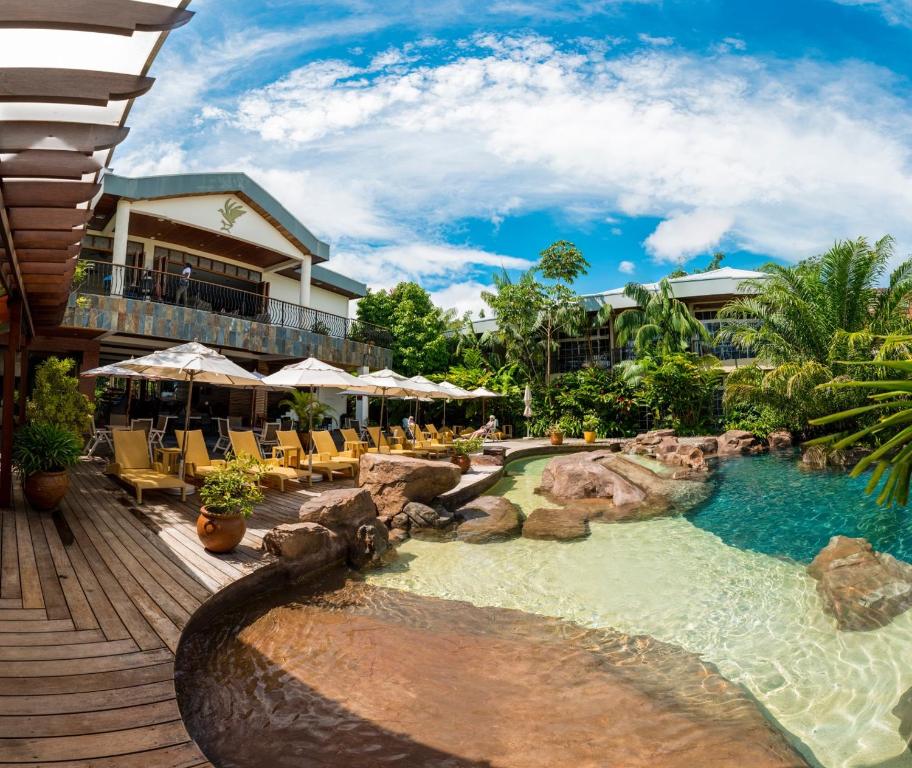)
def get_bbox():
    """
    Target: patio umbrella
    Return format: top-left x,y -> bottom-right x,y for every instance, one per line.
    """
118,342 -> 266,481
406,375 -> 451,424
468,386 -> 502,423
437,380 -> 473,426
262,358 -> 379,485
80,359 -> 163,422
357,368 -> 436,434
523,384 -> 533,437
